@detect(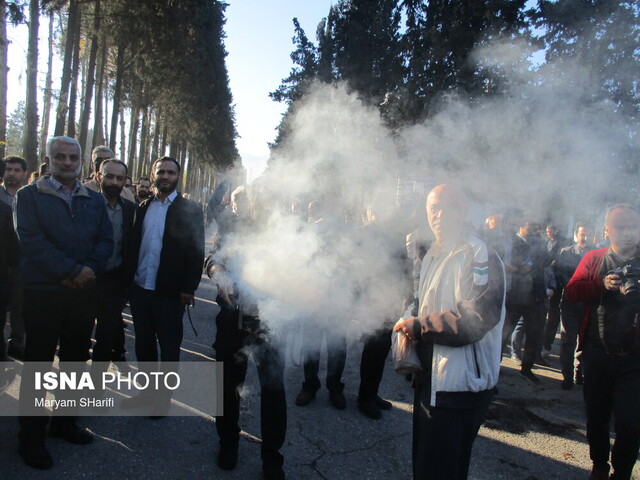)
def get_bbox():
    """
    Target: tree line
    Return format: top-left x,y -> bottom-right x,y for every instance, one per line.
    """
1,0 -> 238,197
271,0 -> 639,166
